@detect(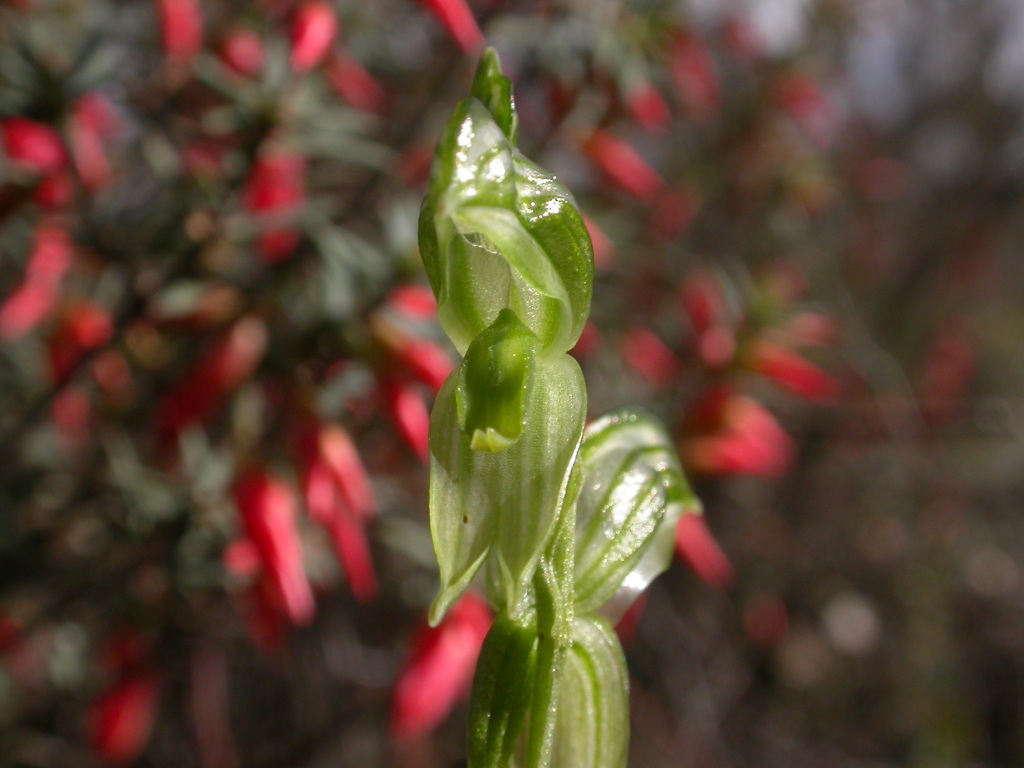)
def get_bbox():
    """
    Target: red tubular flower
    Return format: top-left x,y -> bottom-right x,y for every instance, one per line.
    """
233,469 -> 315,626
327,52 -> 385,113
570,320 -> 602,360
70,94 -> 119,191
298,422 -> 378,600
156,316 -> 268,446
1,117 -> 67,176
621,327 -> 679,387
650,185 -> 699,239
919,317 -> 974,428
627,81 -> 671,133
243,152 -> 307,263
157,0 -> 203,65
380,379 -> 430,462
686,391 -> 793,478
674,514 -> 734,589
394,338 -> 454,392
680,274 -> 735,368
48,301 -> 113,383
582,130 -> 665,203
582,214 -> 614,269
89,671 -> 162,765
749,340 -> 838,401
669,30 -> 720,123
0,223 -> 72,340
417,0 -> 484,54
52,386 -> 92,449
773,73 -> 835,149
392,593 -> 491,740
290,1 -> 338,73
387,284 -> 438,319
220,29 -> 265,78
